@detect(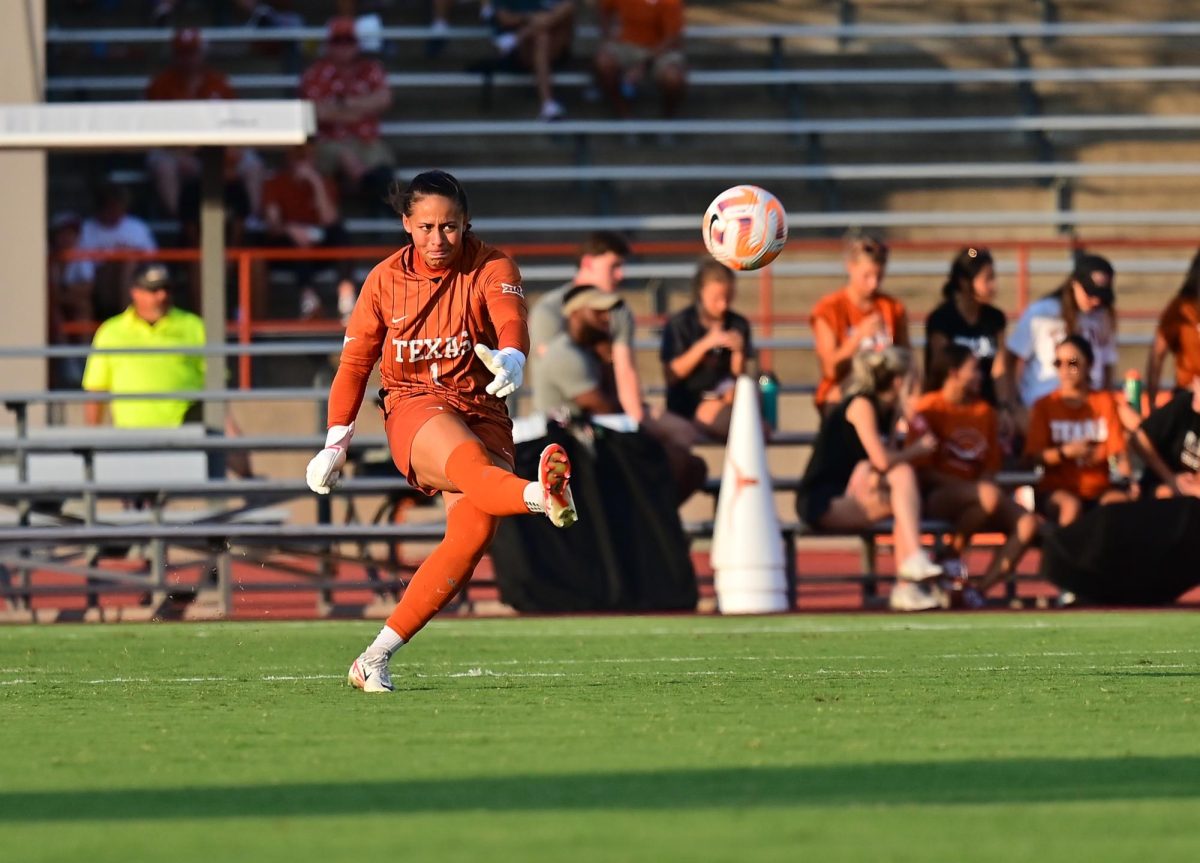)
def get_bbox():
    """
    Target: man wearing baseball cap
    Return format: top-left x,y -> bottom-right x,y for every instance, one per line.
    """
81,265 -> 253,476
534,285 -> 706,502
299,17 -> 395,204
